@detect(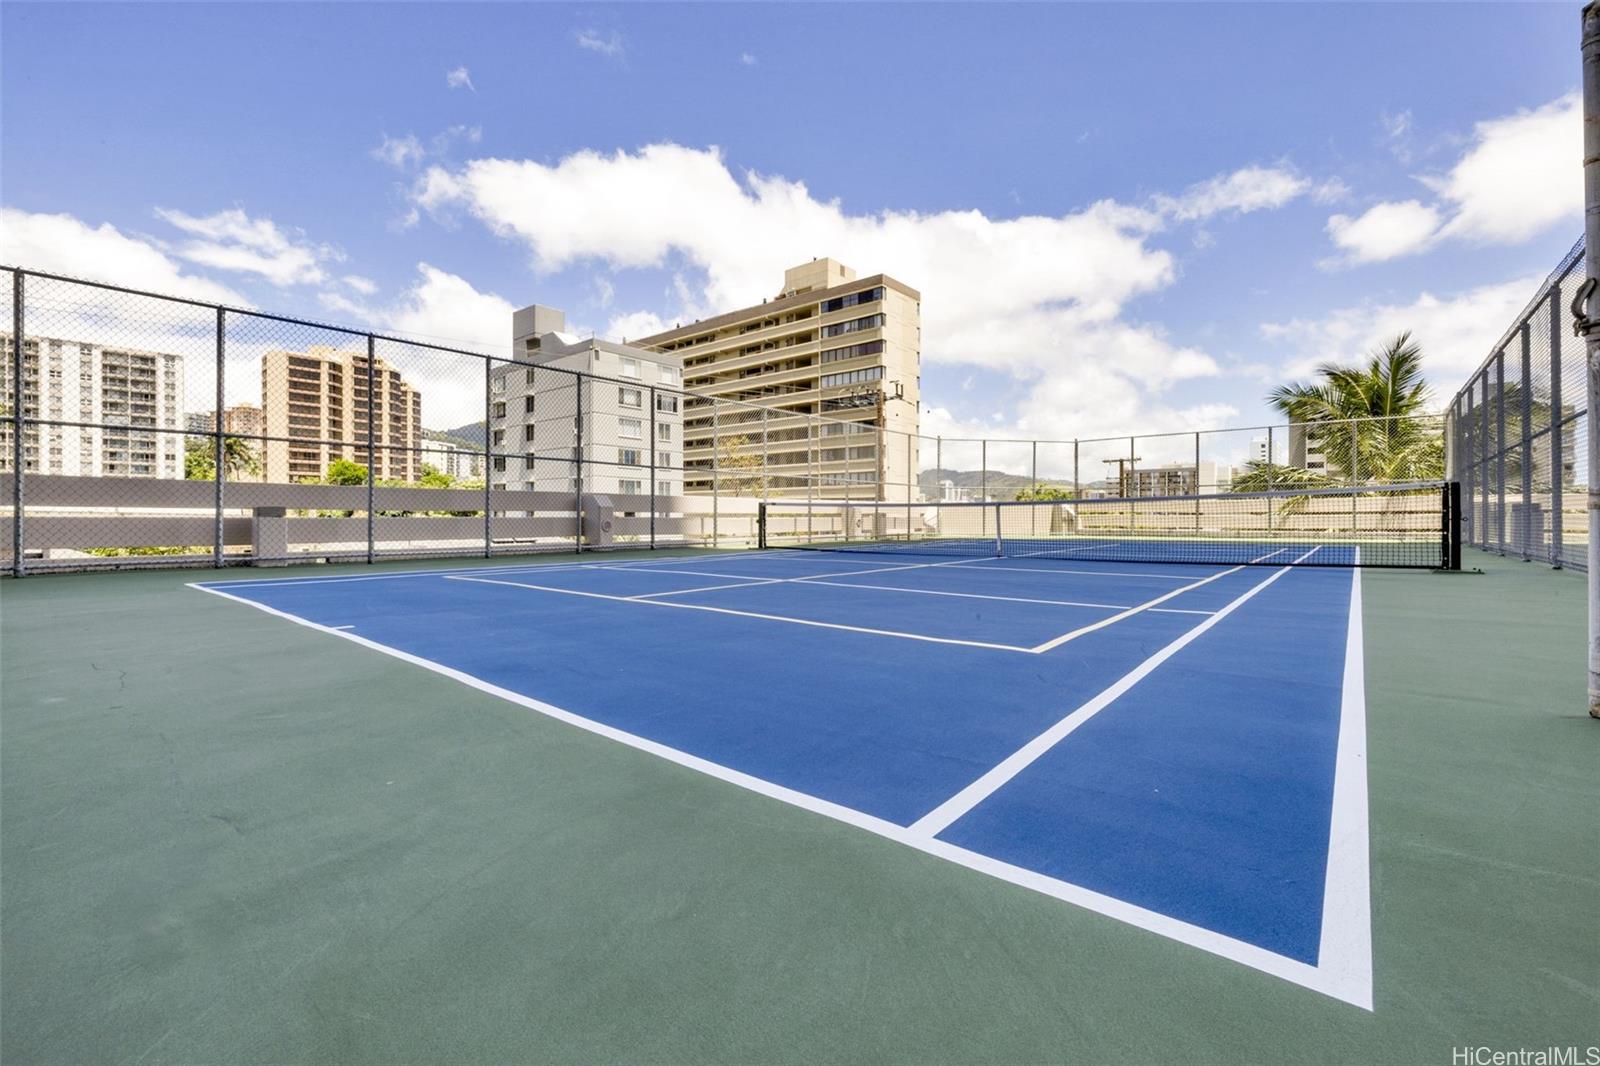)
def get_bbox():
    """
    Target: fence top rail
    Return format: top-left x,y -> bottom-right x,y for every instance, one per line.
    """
762,479 -> 1447,511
